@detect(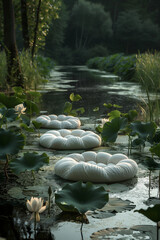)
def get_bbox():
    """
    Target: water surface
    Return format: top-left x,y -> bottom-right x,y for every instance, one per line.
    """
40,66 -> 143,118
